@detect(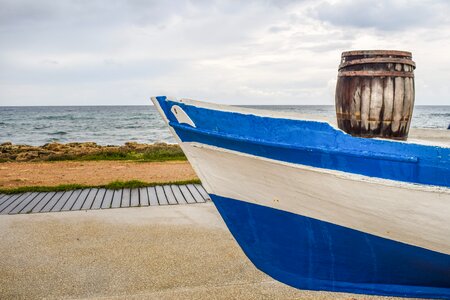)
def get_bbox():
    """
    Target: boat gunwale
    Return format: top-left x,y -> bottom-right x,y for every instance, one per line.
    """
165,97 -> 450,149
